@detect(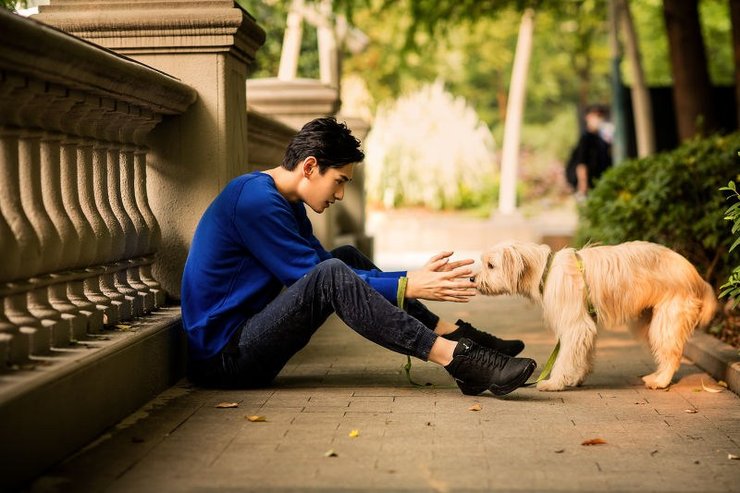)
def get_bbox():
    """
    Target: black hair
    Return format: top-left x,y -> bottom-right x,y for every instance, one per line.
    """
282,117 -> 364,173
585,104 -> 609,118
